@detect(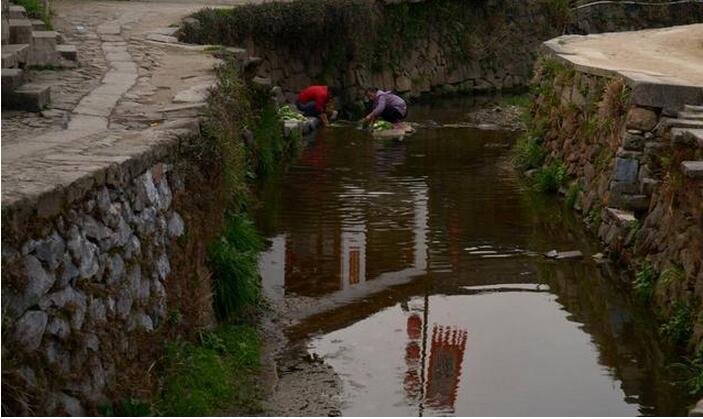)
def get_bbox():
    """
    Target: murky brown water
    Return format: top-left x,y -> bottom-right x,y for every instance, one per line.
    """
254,98 -> 689,416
